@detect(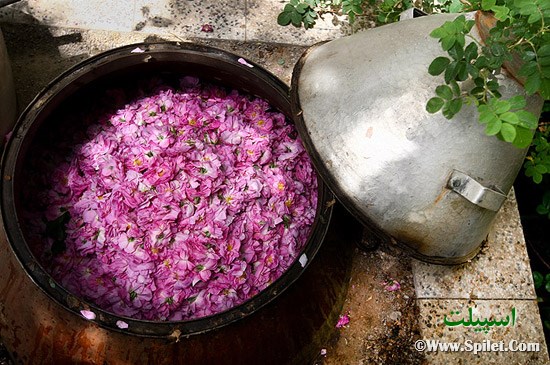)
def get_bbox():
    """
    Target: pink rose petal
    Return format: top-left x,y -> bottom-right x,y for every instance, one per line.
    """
237,58 -> 254,68
336,313 -> 350,328
384,279 -> 401,292
80,310 -> 96,320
